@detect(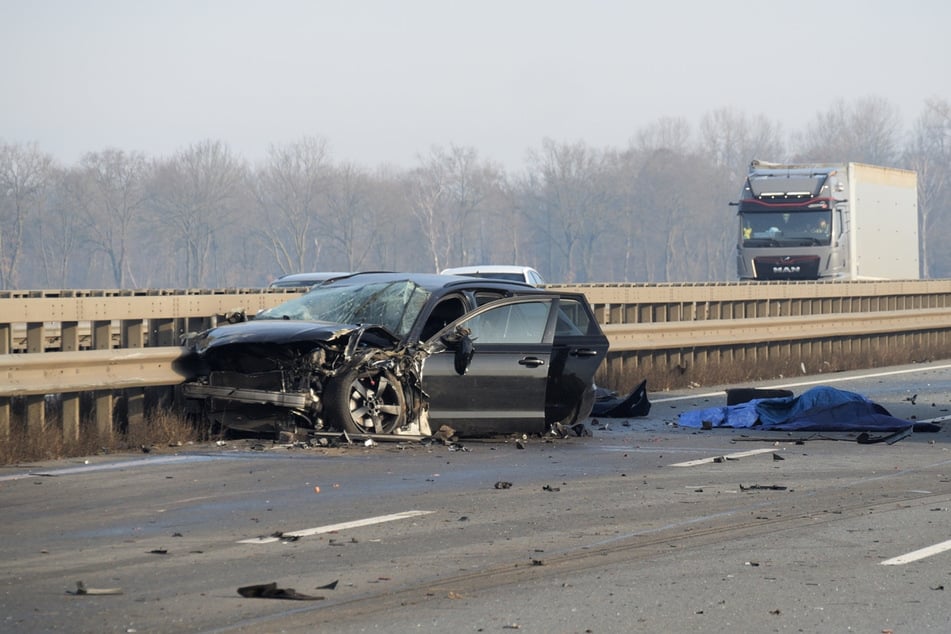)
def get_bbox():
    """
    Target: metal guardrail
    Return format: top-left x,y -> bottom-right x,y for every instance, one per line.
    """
4,280 -> 951,441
